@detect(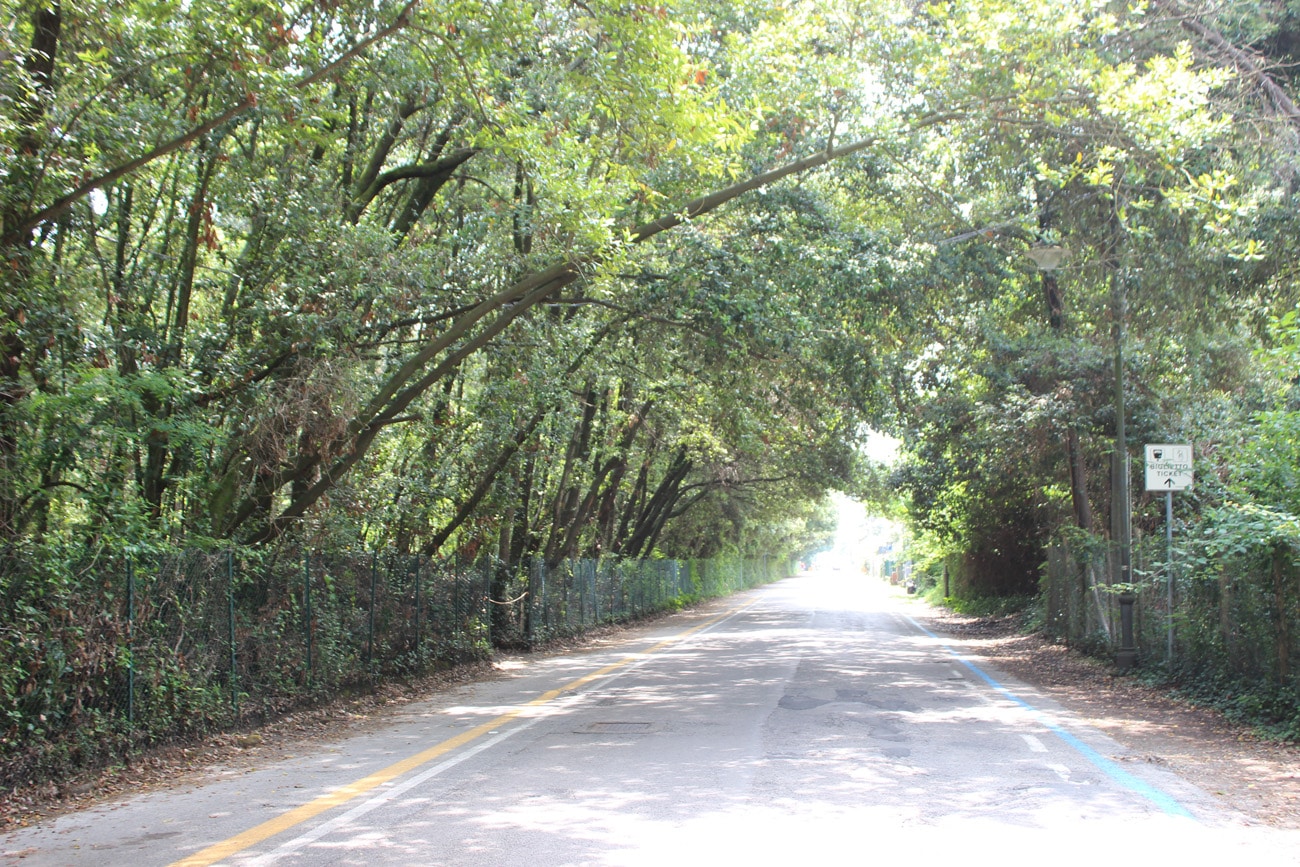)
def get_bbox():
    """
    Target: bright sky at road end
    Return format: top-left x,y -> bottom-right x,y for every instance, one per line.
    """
863,429 -> 900,464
